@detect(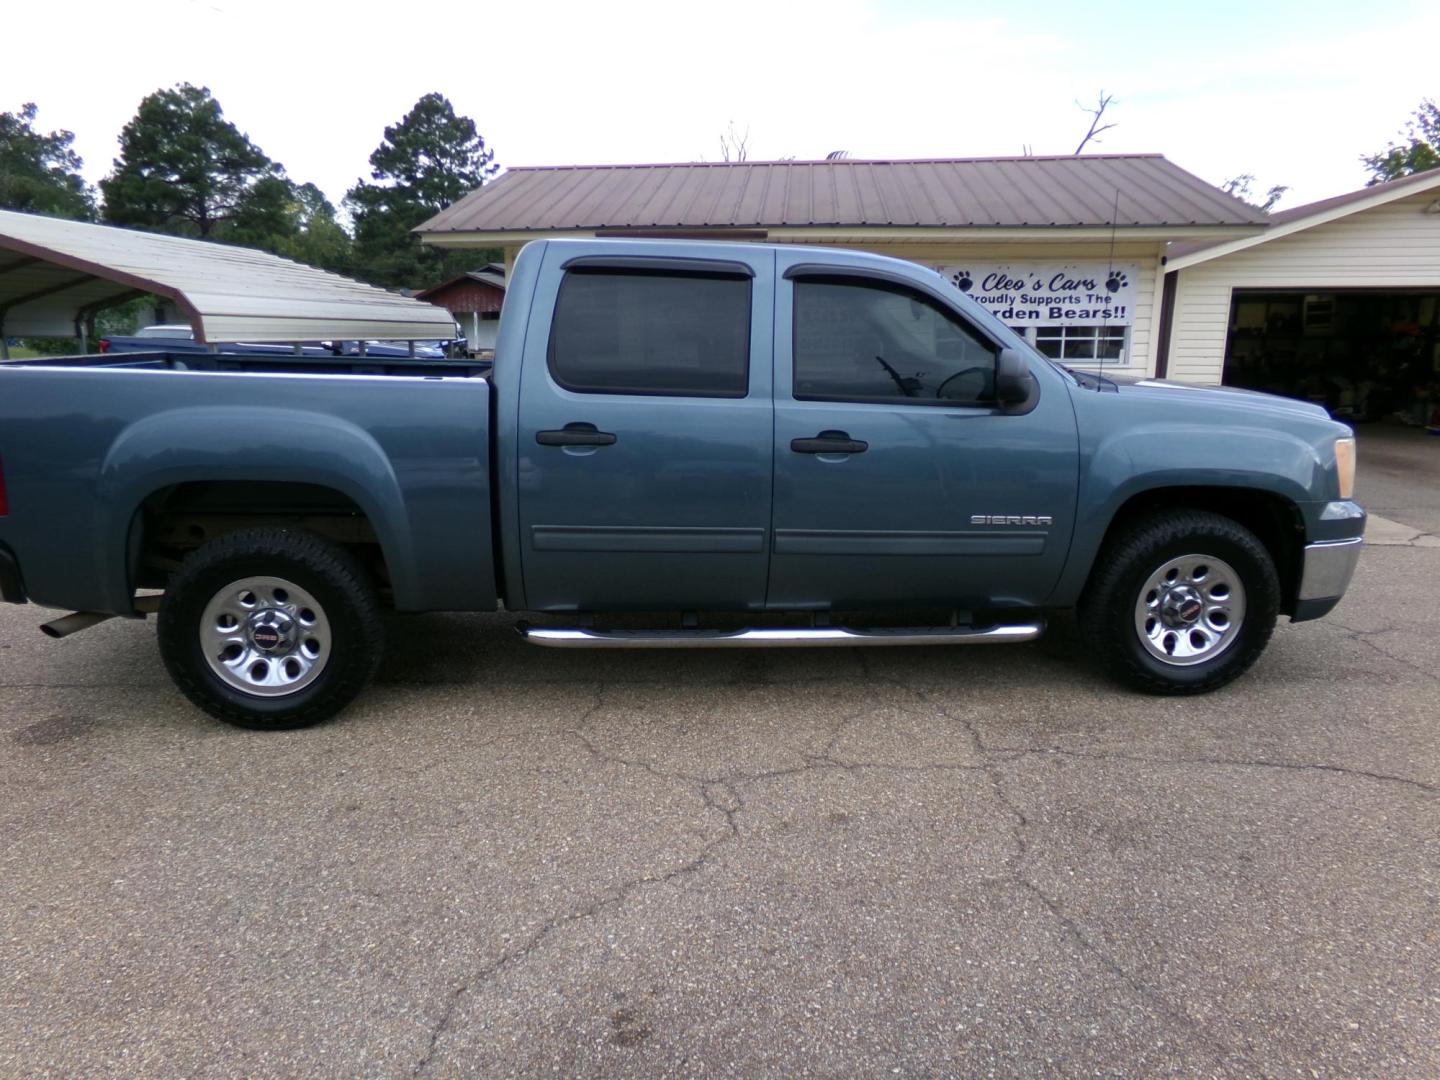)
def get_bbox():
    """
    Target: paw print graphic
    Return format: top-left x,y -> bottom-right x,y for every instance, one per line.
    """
1105,271 -> 1129,294
951,270 -> 974,293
